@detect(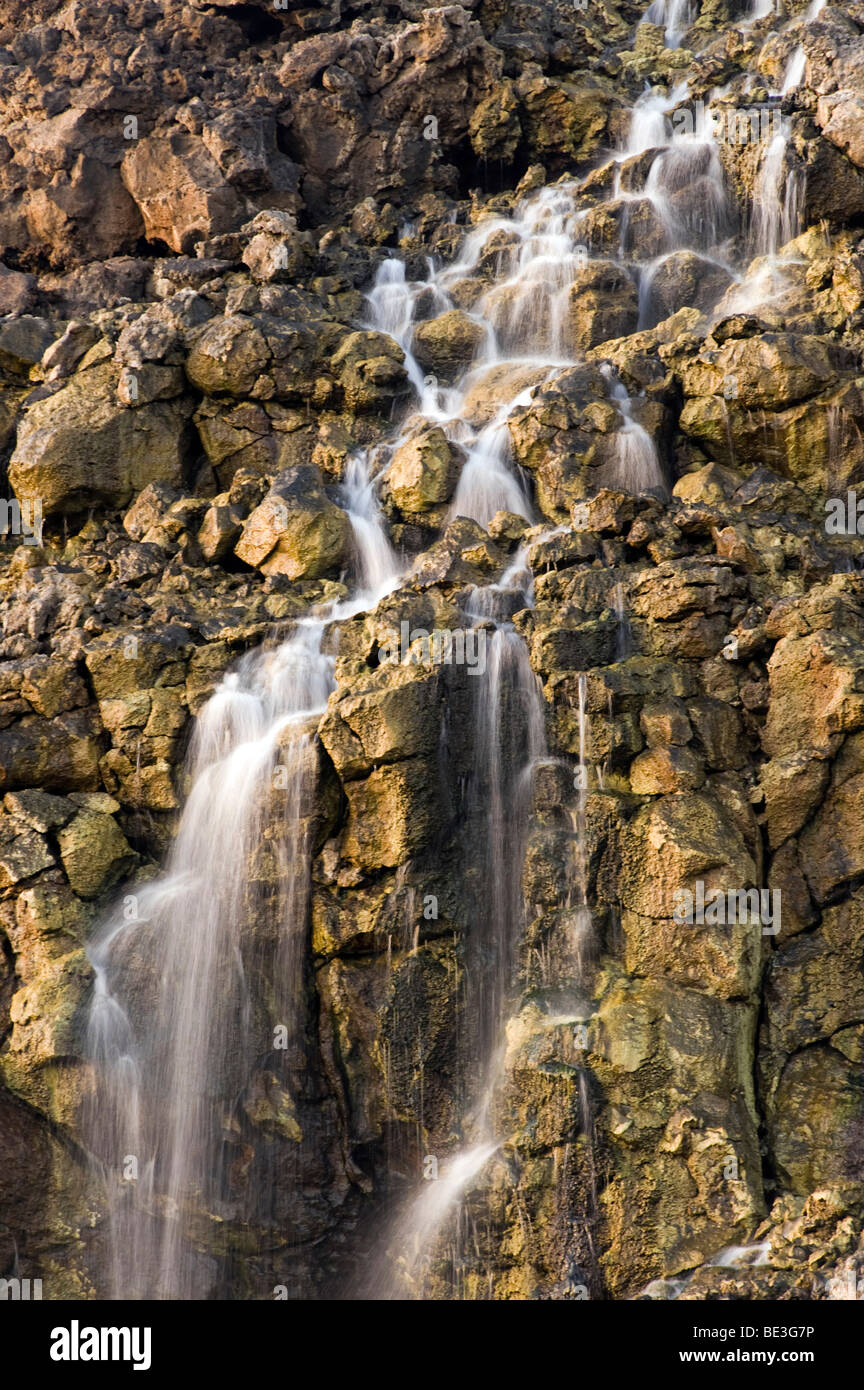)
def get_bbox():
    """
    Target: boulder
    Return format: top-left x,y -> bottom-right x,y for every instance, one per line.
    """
331,331 -> 408,413
411,310 -> 485,381
8,363 -> 194,514
643,251 -> 734,326
386,428 -> 463,513
234,466 -> 349,579
185,315 -> 270,397
561,261 -> 639,354
121,131 -> 245,255
241,210 -> 313,283
57,806 -> 135,900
